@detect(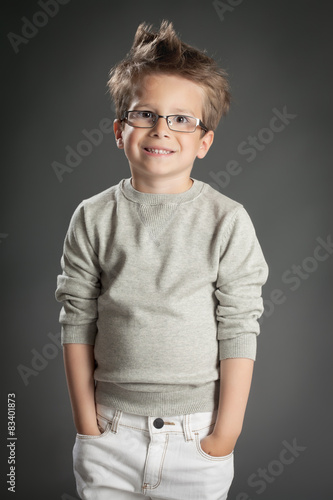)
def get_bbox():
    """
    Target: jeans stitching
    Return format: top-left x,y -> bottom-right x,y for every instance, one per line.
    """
194,432 -> 234,462
110,410 -> 122,433
119,423 -> 150,434
146,434 -> 170,490
76,423 -> 111,440
192,422 -> 215,433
